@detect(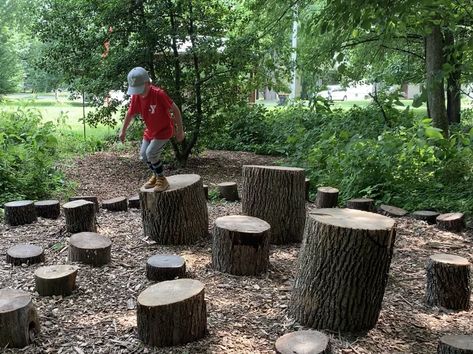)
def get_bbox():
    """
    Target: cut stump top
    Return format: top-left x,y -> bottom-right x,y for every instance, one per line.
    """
243,165 -> 305,172
103,197 -> 127,204
309,208 -> 394,230
138,279 -> 204,307
317,187 -> 339,193
215,215 -> 270,233
34,265 -> 78,279
140,174 -> 200,193
147,255 -> 185,269
440,335 -> 473,350
0,288 -> 31,313
430,253 -> 470,266
4,200 -> 34,208
348,198 -> 374,203
63,200 -> 94,209
7,244 -> 43,259
69,232 -> 111,249
379,204 -> 408,217
218,182 -> 237,187
275,330 -> 330,354
412,210 -> 439,217
437,212 -> 464,221
34,200 -> 59,206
